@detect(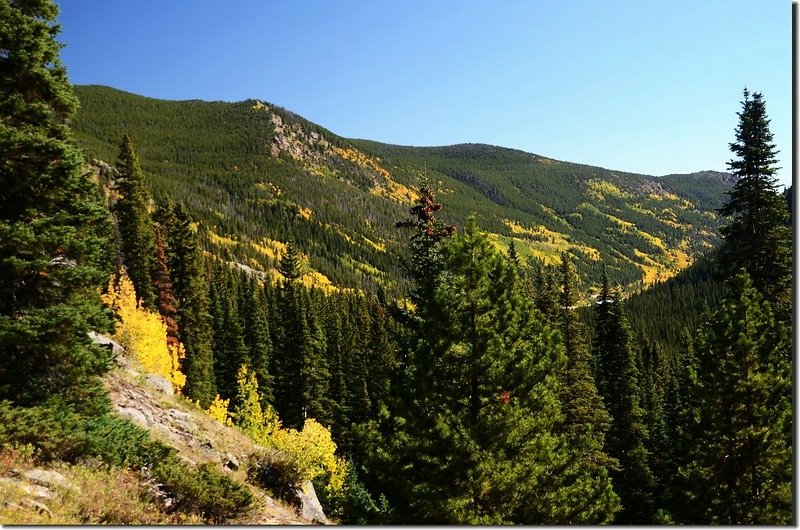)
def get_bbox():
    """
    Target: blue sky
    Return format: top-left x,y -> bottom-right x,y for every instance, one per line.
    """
57,0 -> 792,187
